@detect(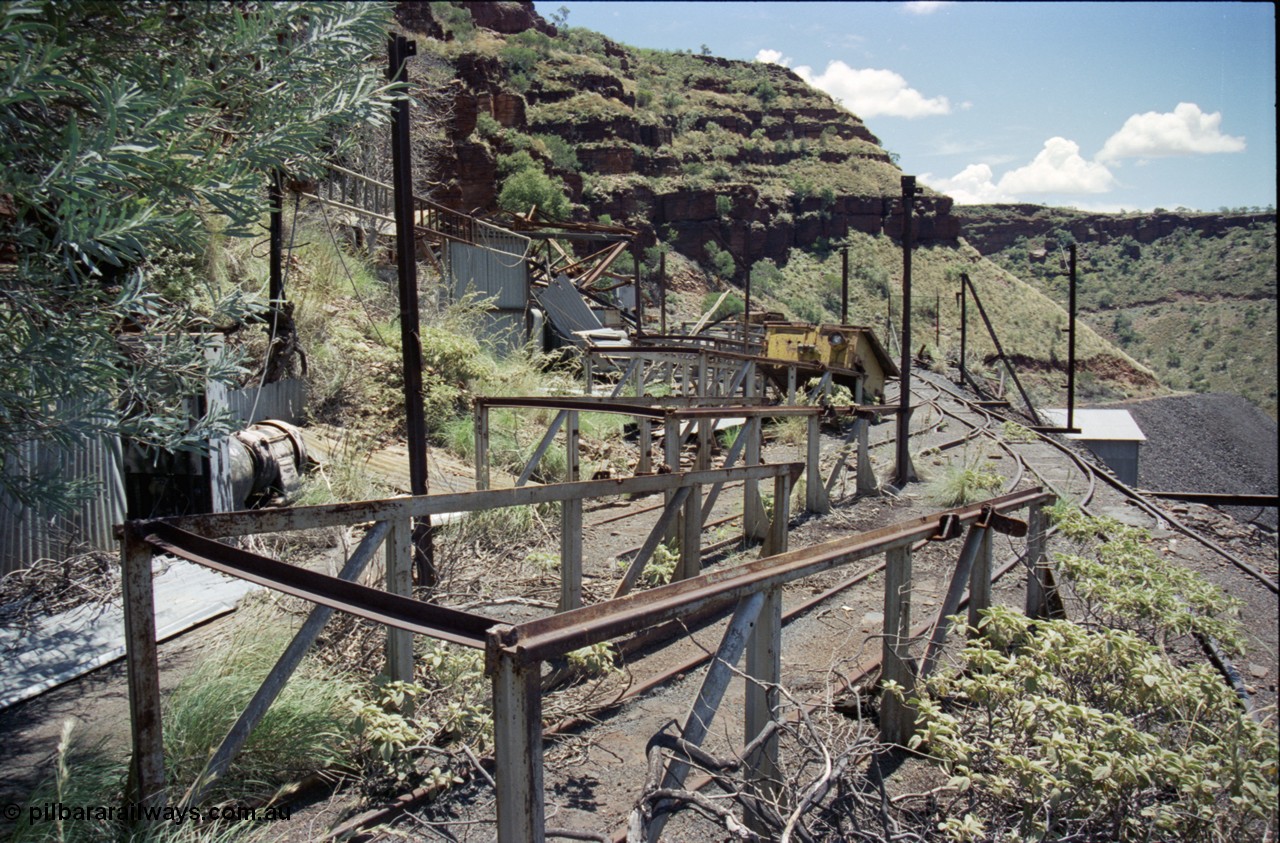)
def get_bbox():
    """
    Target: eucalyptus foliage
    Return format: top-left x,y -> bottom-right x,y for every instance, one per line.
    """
0,1 -> 394,511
